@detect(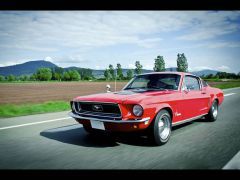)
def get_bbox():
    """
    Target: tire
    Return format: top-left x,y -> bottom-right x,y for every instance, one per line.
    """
148,109 -> 172,146
206,100 -> 218,122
